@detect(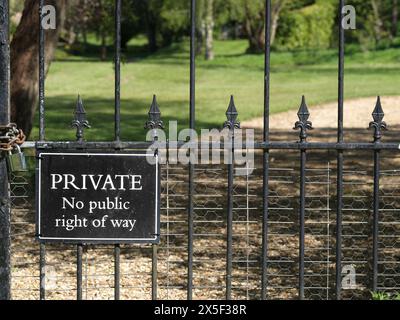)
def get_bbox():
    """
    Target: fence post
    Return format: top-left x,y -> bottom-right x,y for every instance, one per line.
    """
0,0 -> 10,301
